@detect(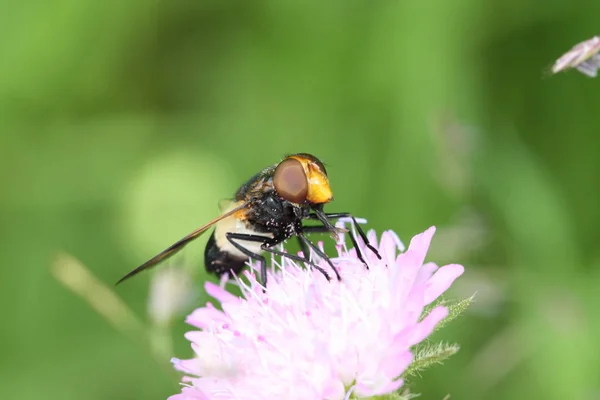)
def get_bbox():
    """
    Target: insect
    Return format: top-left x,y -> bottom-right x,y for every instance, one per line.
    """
551,35 -> 600,77
116,153 -> 381,287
